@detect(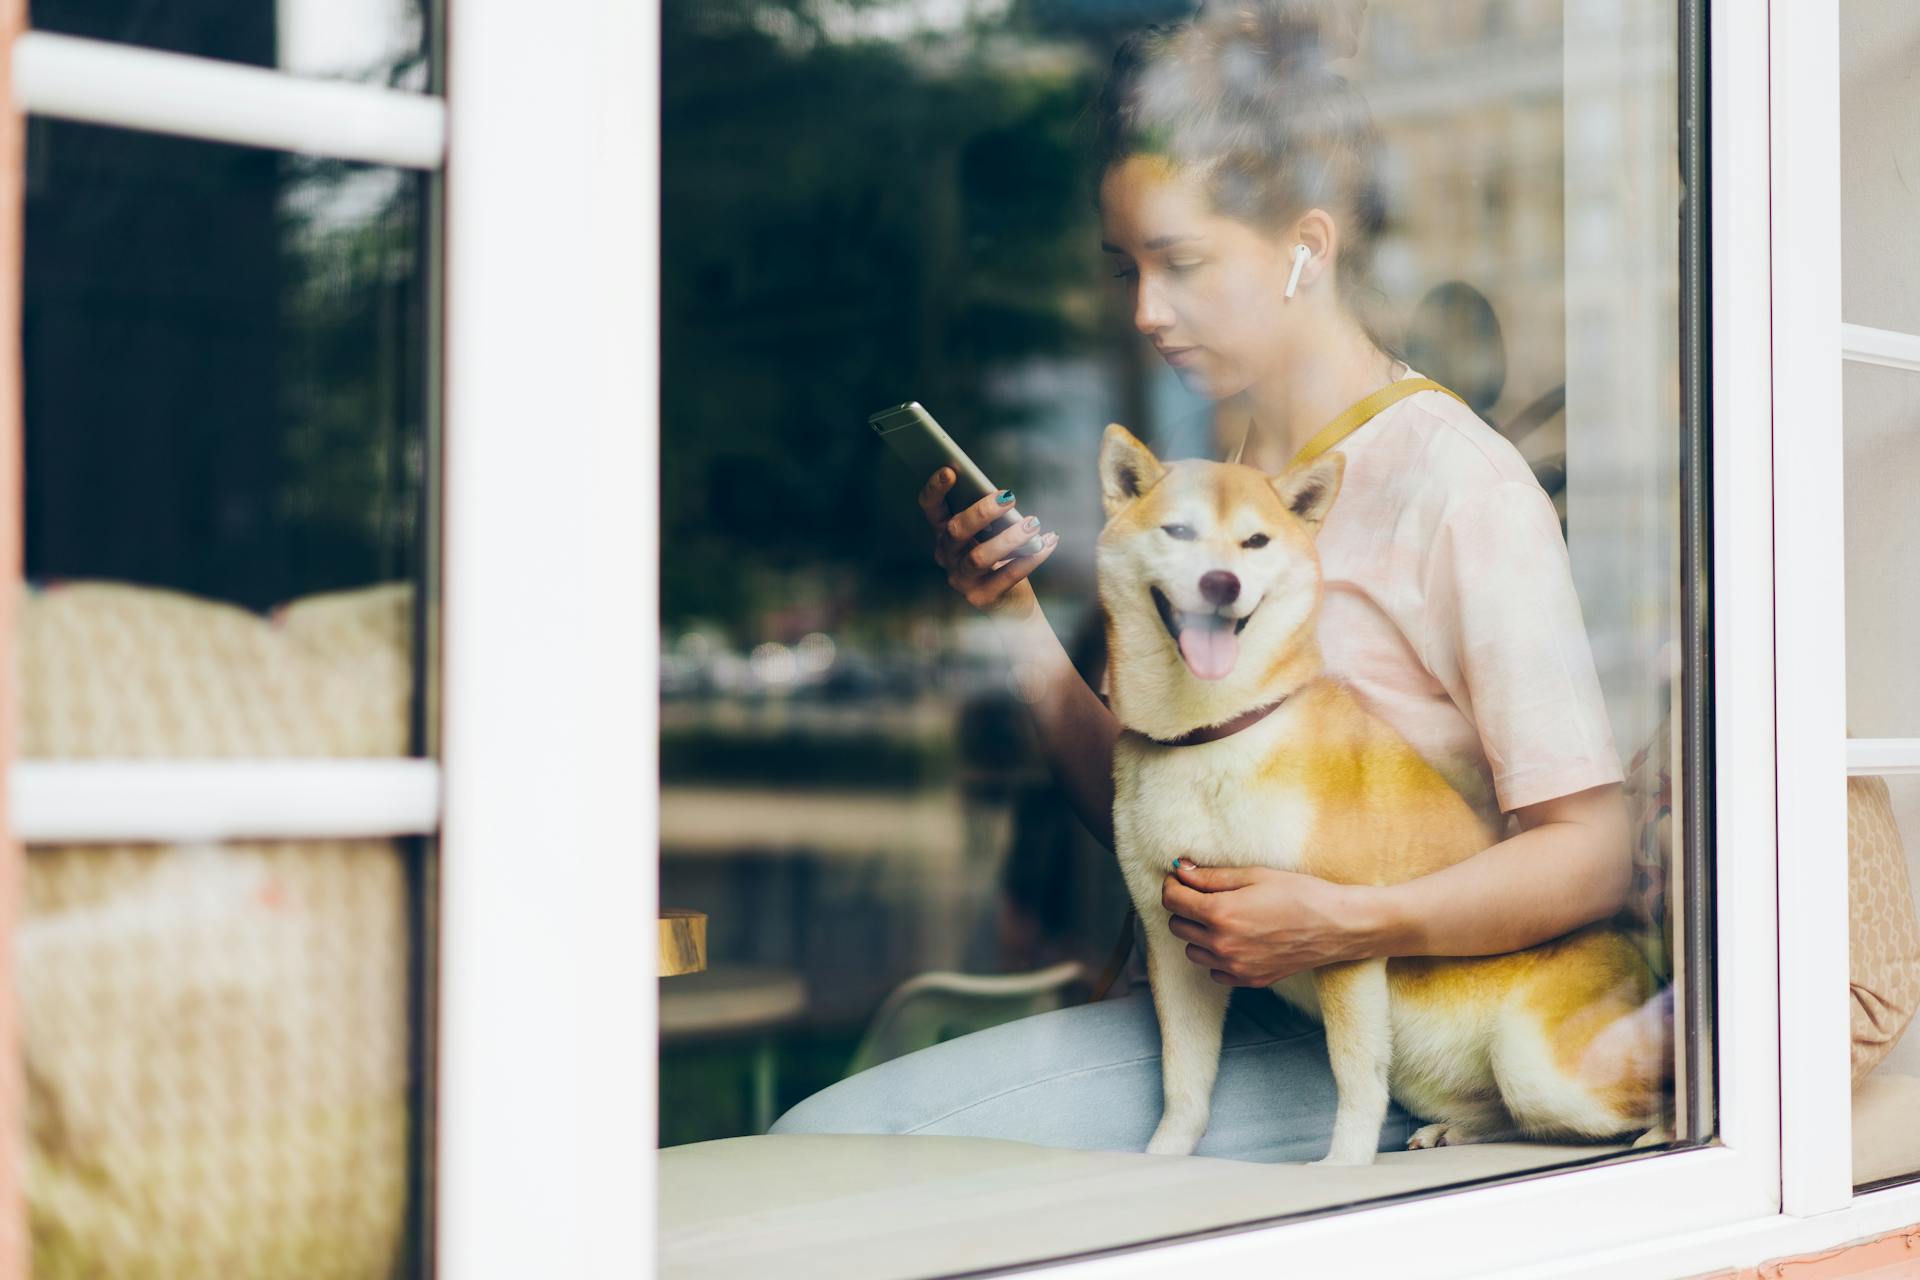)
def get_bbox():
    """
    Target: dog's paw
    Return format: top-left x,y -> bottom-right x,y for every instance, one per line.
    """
1630,1124 -> 1673,1150
1145,1119 -> 1205,1157
1406,1123 -> 1479,1150
1309,1148 -> 1377,1167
